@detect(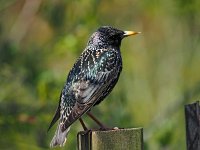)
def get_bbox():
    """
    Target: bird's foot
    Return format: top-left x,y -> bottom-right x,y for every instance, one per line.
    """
84,129 -> 92,134
99,126 -> 120,131
79,129 -> 92,136
99,127 -> 111,131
